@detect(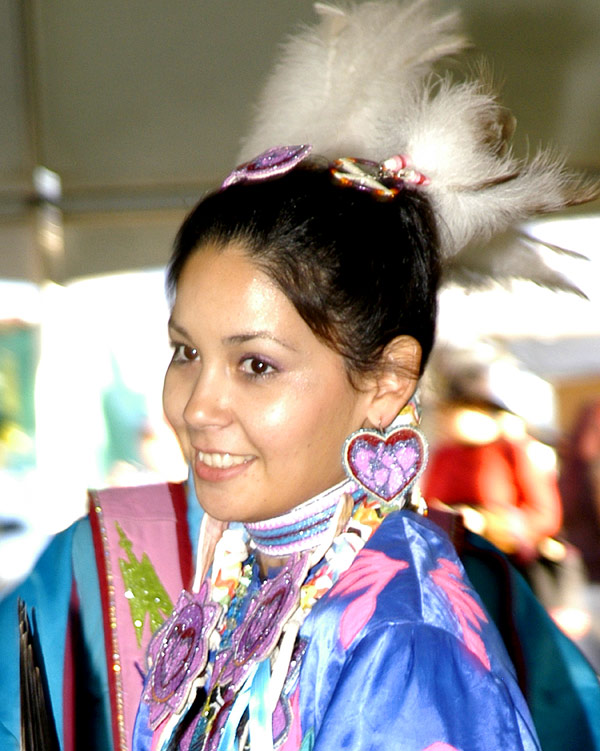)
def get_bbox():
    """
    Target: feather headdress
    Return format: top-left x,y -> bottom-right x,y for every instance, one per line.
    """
239,0 -> 598,291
